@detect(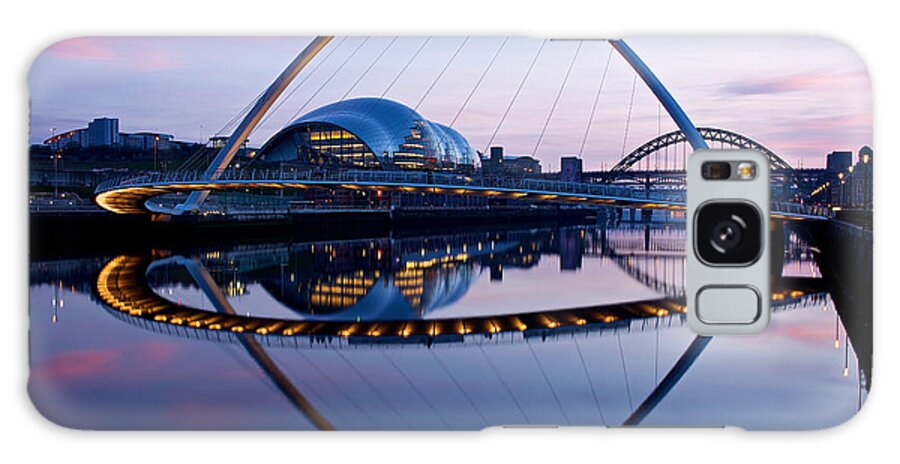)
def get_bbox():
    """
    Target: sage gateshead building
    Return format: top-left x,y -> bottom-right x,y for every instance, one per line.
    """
254,98 -> 477,173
